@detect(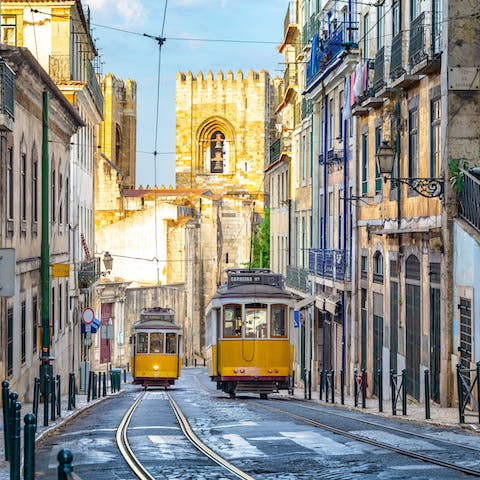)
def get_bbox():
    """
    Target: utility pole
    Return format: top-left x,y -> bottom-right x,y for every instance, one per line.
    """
40,91 -> 53,384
